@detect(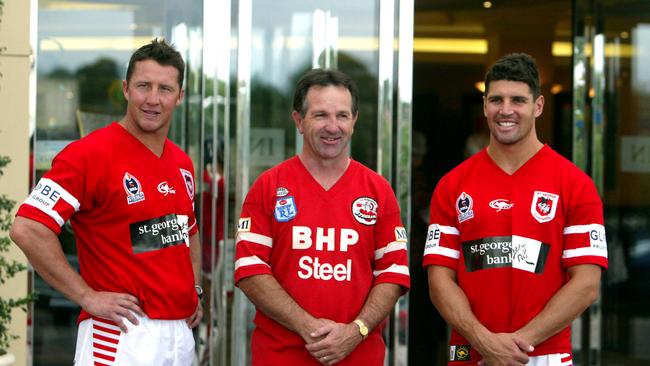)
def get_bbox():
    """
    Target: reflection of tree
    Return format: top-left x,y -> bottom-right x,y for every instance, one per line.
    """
75,57 -> 125,114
